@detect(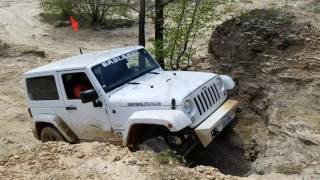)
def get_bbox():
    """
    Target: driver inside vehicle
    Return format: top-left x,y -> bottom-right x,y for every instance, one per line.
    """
73,74 -> 92,98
